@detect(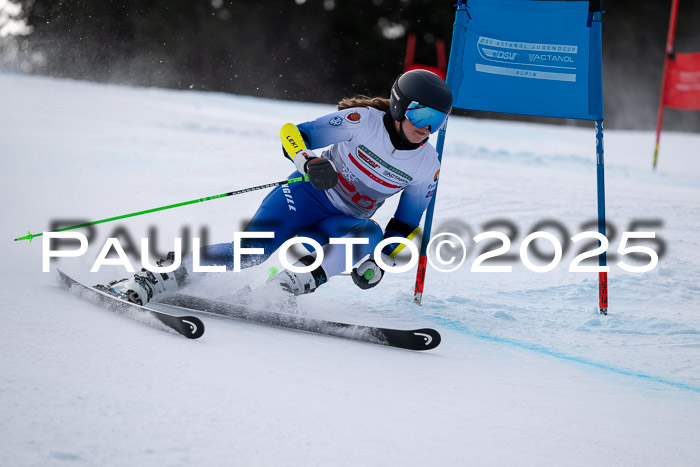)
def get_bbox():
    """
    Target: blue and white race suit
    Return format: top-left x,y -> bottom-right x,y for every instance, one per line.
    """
197,107 -> 441,279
